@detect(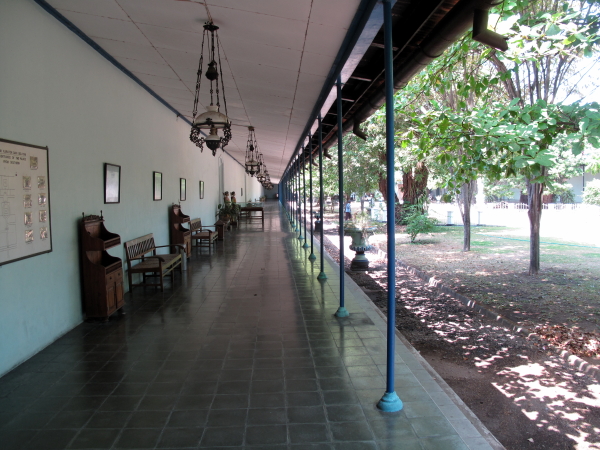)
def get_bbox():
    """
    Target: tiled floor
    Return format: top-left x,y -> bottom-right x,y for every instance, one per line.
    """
0,203 -> 501,449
